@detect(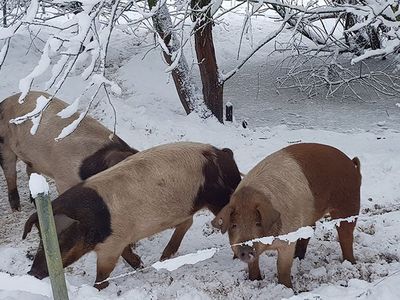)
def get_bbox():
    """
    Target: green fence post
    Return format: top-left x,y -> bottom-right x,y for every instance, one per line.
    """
31,175 -> 69,300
